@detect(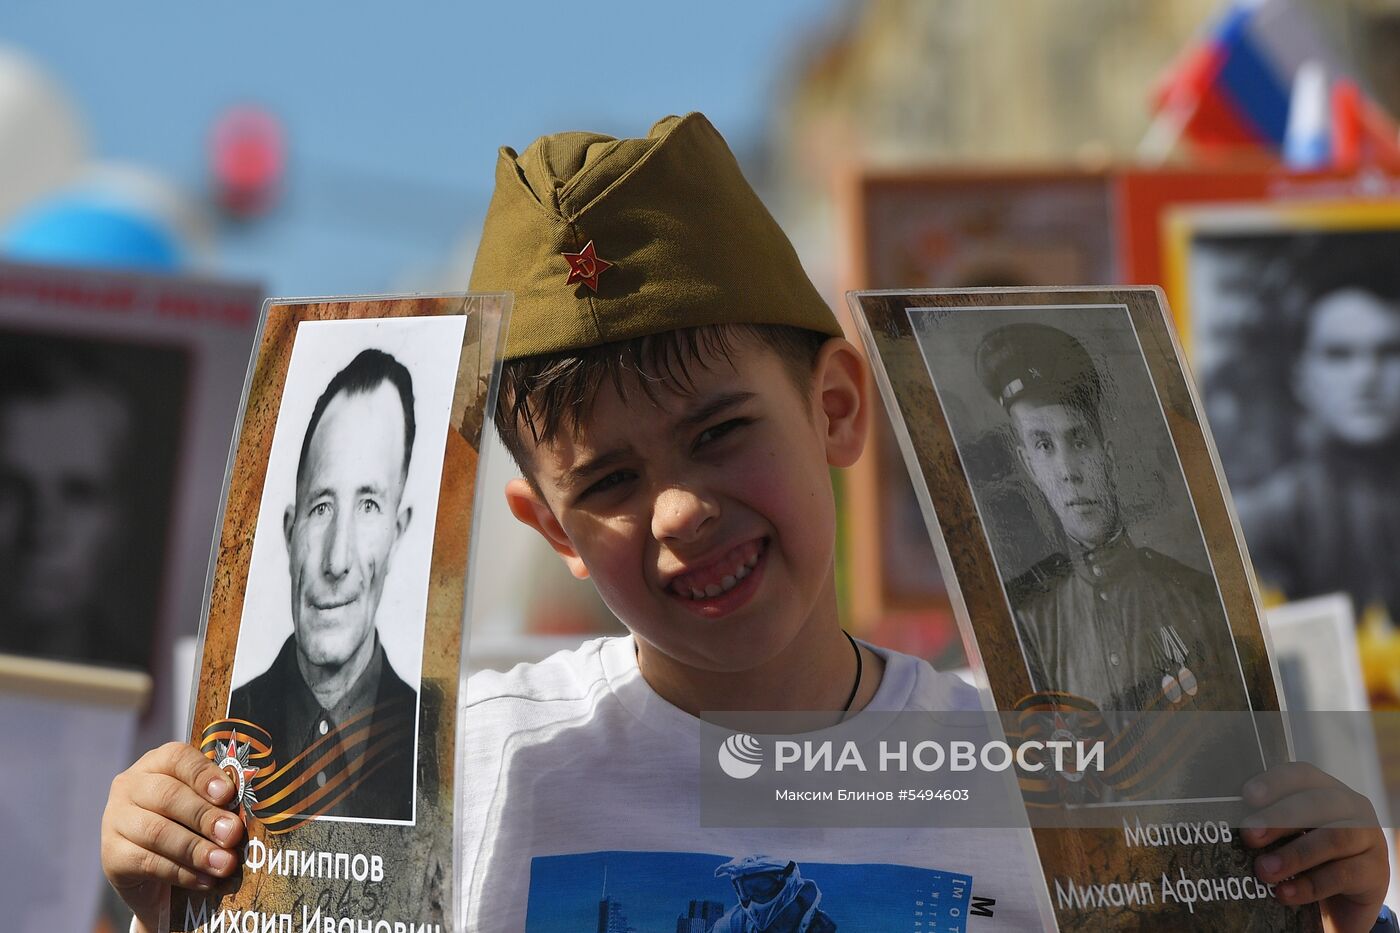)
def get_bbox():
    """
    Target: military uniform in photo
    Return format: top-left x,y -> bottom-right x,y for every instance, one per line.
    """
1007,533 -> 1248,715
978,324 -> 1254,799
